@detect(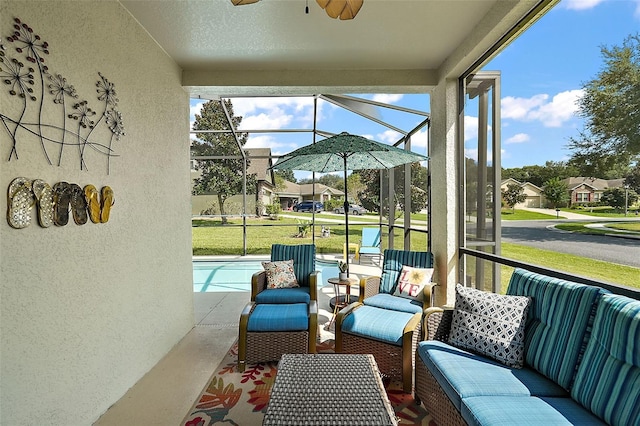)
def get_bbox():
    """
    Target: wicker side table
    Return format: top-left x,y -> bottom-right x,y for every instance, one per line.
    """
263,353 -> 398,426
